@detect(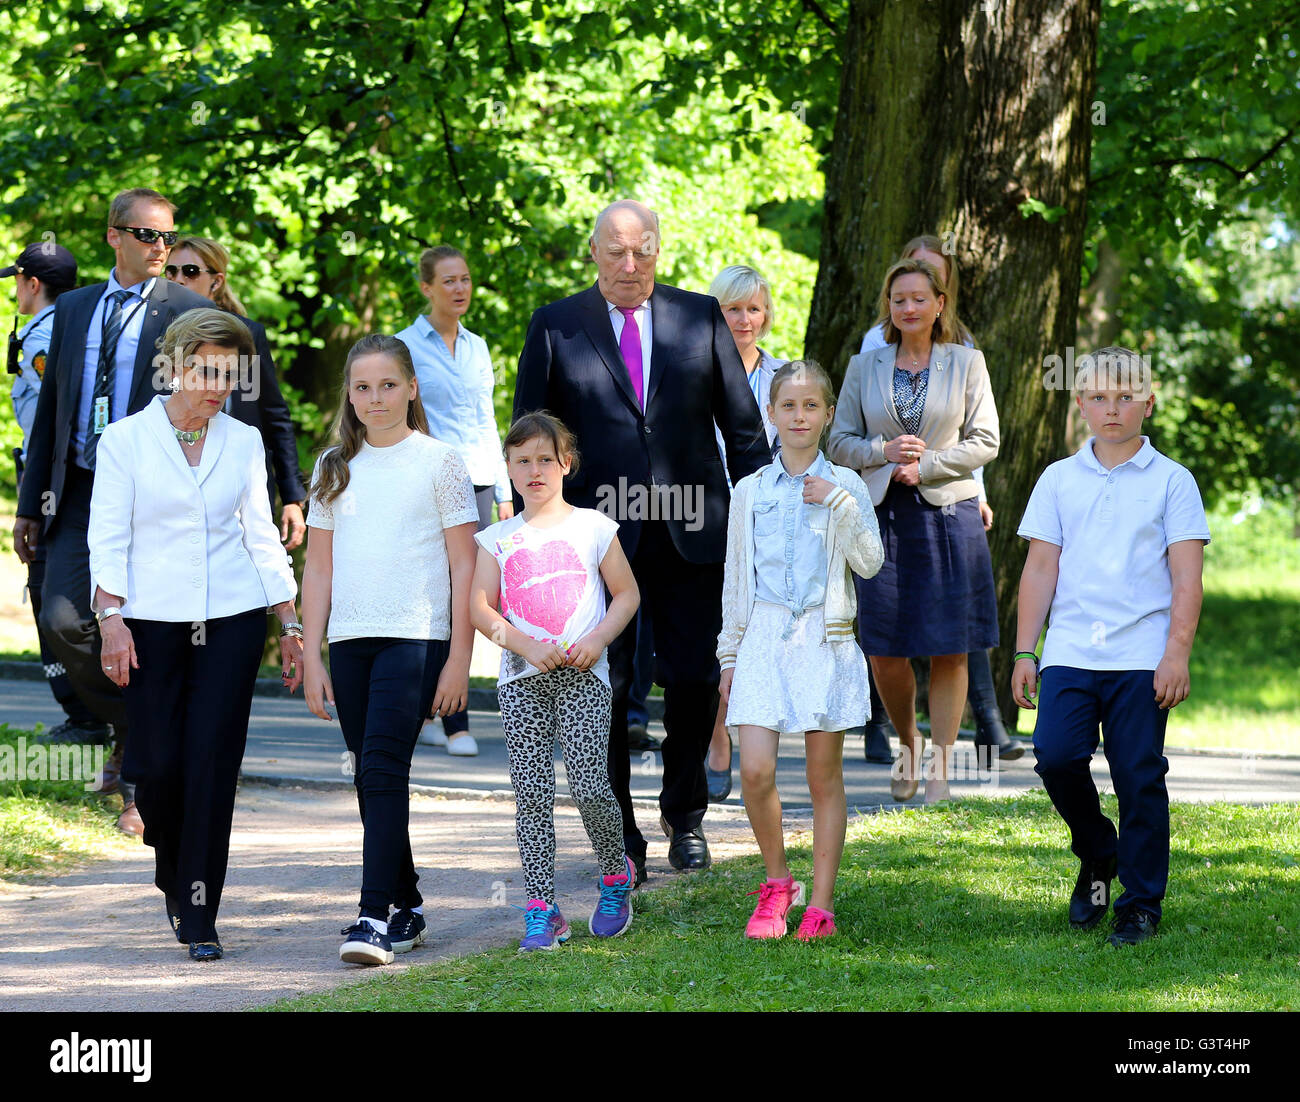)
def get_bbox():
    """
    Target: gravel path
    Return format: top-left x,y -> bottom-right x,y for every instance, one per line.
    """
0,783 -> 761,1012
